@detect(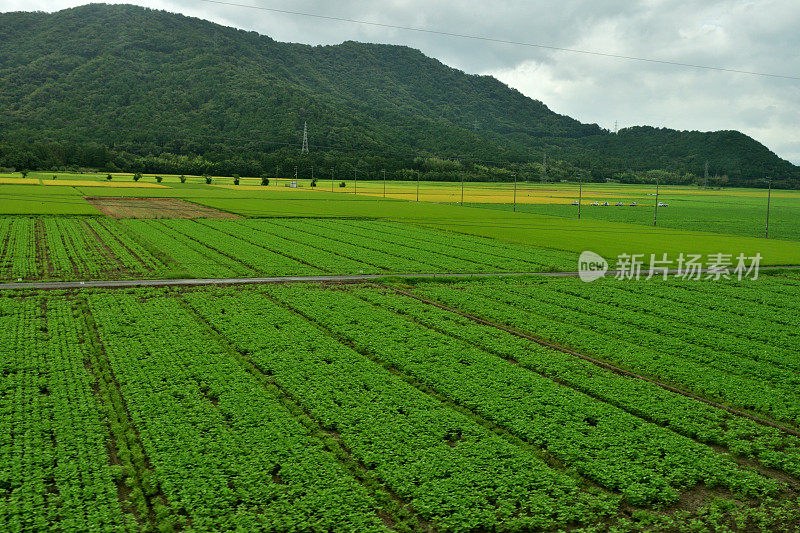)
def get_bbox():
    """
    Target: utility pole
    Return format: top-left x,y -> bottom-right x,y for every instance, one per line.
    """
460,174 -> 464,206
294,166 -> 298,182
382,169 -> 386,198
311,165 -> 314,184
765,176 -> 772,238
416,170 -> 420,202
354,167 -> 357,195
331,168 -> 334,193
704,161 -> 709,188
513,174 -> 517,212
653,175 -> 660,227
578,176 -> 583,220
275,165 -> 278,186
